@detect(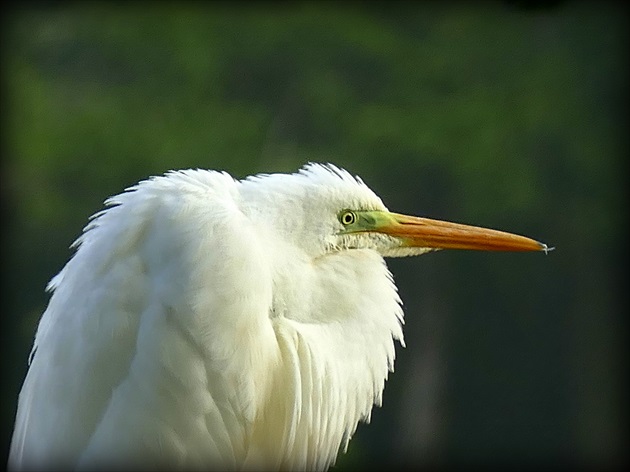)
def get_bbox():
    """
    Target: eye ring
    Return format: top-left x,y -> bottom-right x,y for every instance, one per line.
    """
339,210 -> 356,226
